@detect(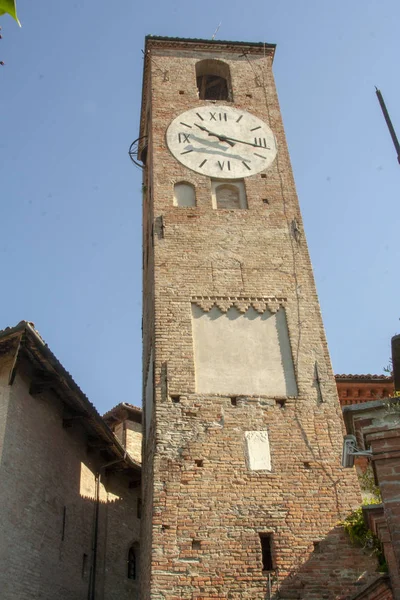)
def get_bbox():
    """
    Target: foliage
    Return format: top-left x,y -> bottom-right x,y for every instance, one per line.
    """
358,465 -> 382,502
342,506 -> 387,572
0,0 -> 20,26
